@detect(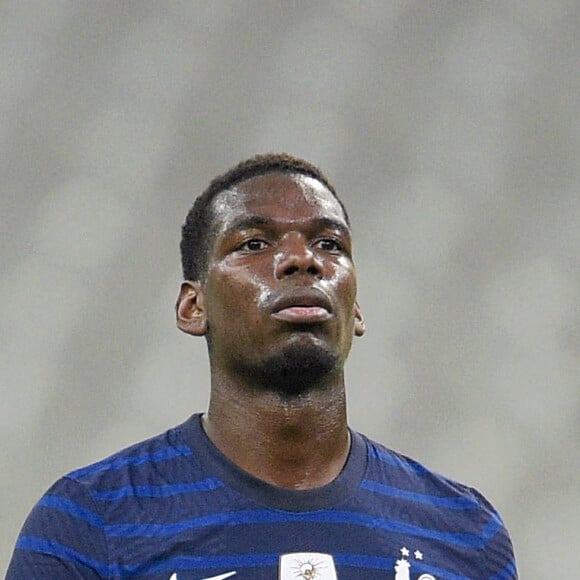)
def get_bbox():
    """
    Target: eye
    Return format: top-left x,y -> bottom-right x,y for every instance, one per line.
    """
315,238 -> 343,252
239,238 -> 269,252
